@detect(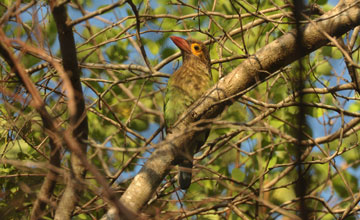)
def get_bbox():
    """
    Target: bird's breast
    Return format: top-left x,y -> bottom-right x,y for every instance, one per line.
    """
171,63 -> 211,101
